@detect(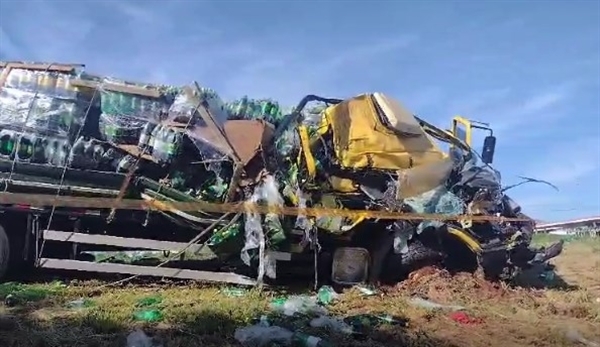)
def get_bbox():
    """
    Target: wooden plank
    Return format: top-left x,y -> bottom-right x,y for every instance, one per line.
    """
43,230 -> 207,253
70,79 -> 162,98
38,258 -> 257,286
0,62 -> 80,72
